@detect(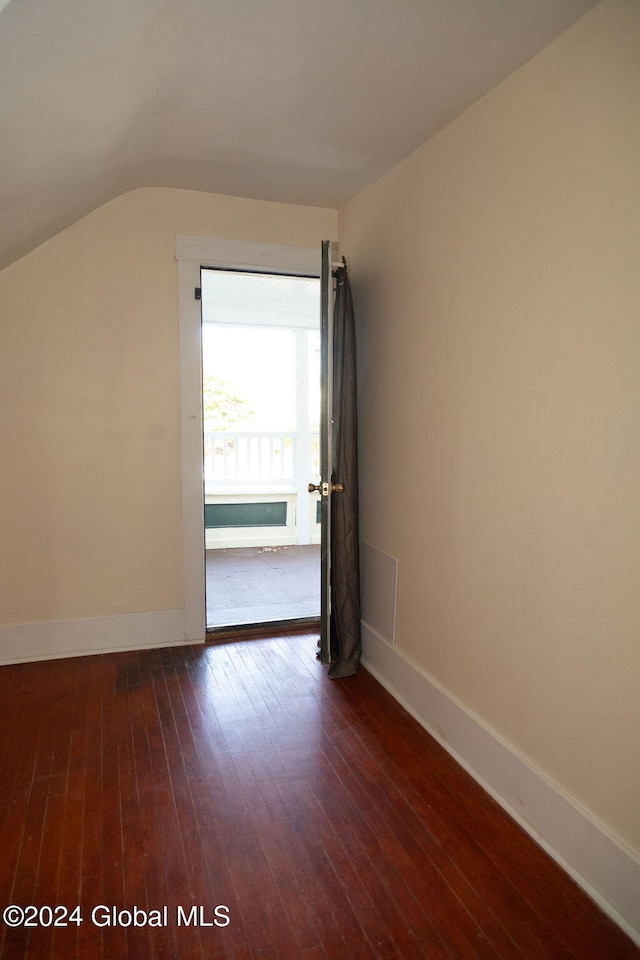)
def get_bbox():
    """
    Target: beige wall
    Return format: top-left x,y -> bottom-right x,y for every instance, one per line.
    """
0,188 -> 336,625
340,0 -> 640,854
